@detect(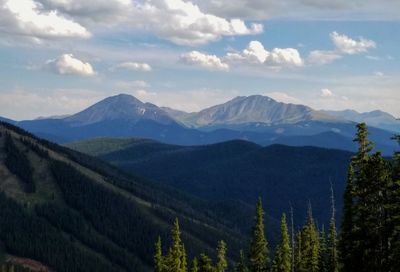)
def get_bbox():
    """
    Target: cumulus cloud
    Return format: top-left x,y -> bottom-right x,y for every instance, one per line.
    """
320,88 -> 334,97
330,31 -> 376,55
307,32 -> 376,65
225,40 -> 304,68
195,0 -> 400,21
45,54 -> 96,76
128,0 -> 263,45
37,0 -> 132,24
0,0 -> 91,43
111,62 -> 152,72
180,51 -> 229,71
